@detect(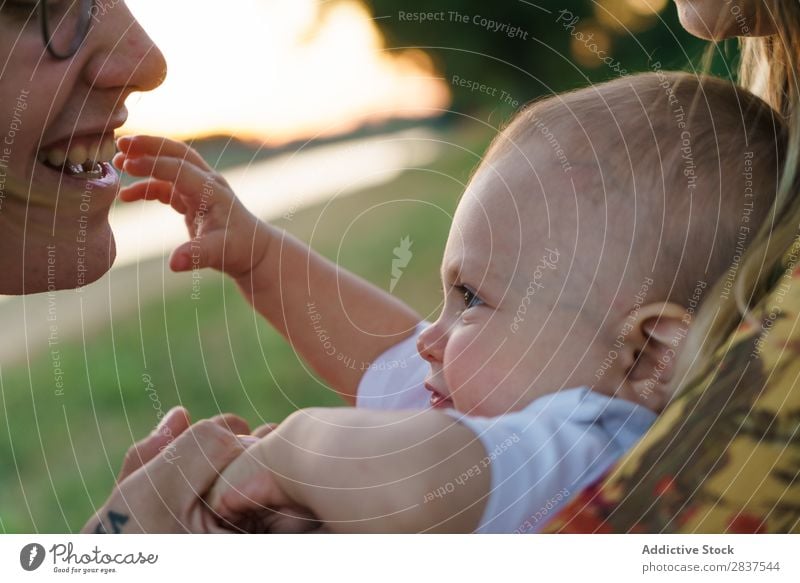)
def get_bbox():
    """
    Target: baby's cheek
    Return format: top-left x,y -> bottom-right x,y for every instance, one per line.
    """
444,331 -> 503,408
443,332 -> 479,385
